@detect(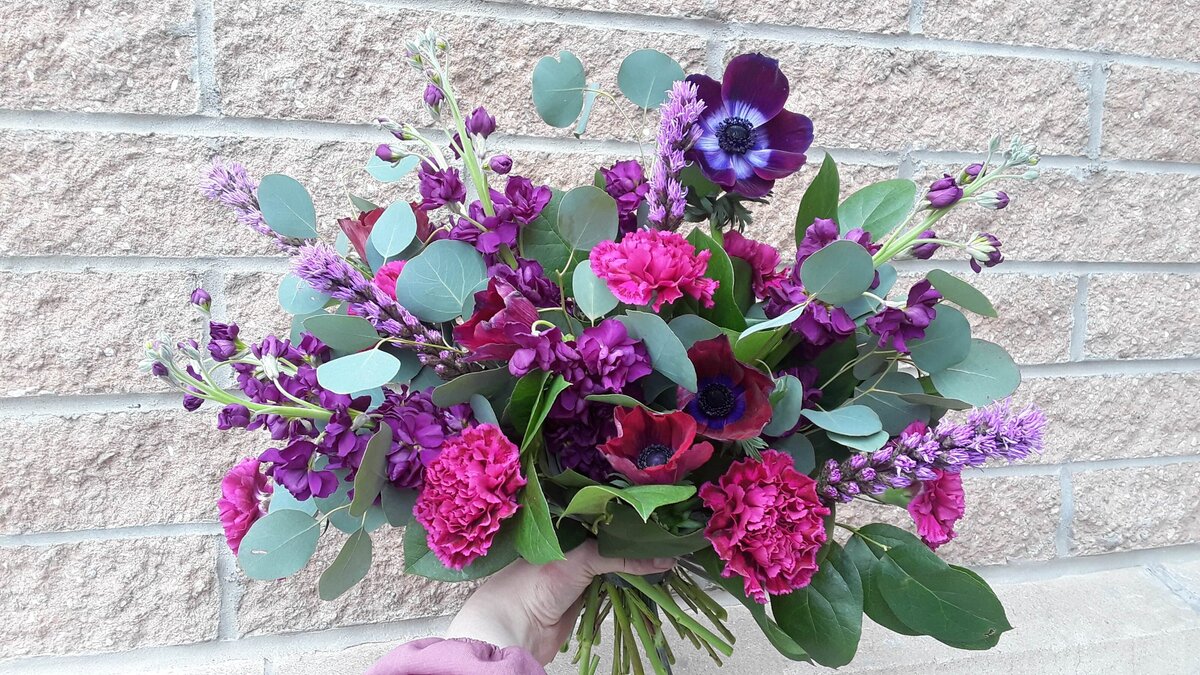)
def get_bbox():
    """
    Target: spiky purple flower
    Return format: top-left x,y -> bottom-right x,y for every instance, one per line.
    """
200,160 -> 307,252
647,81 -> 705,231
